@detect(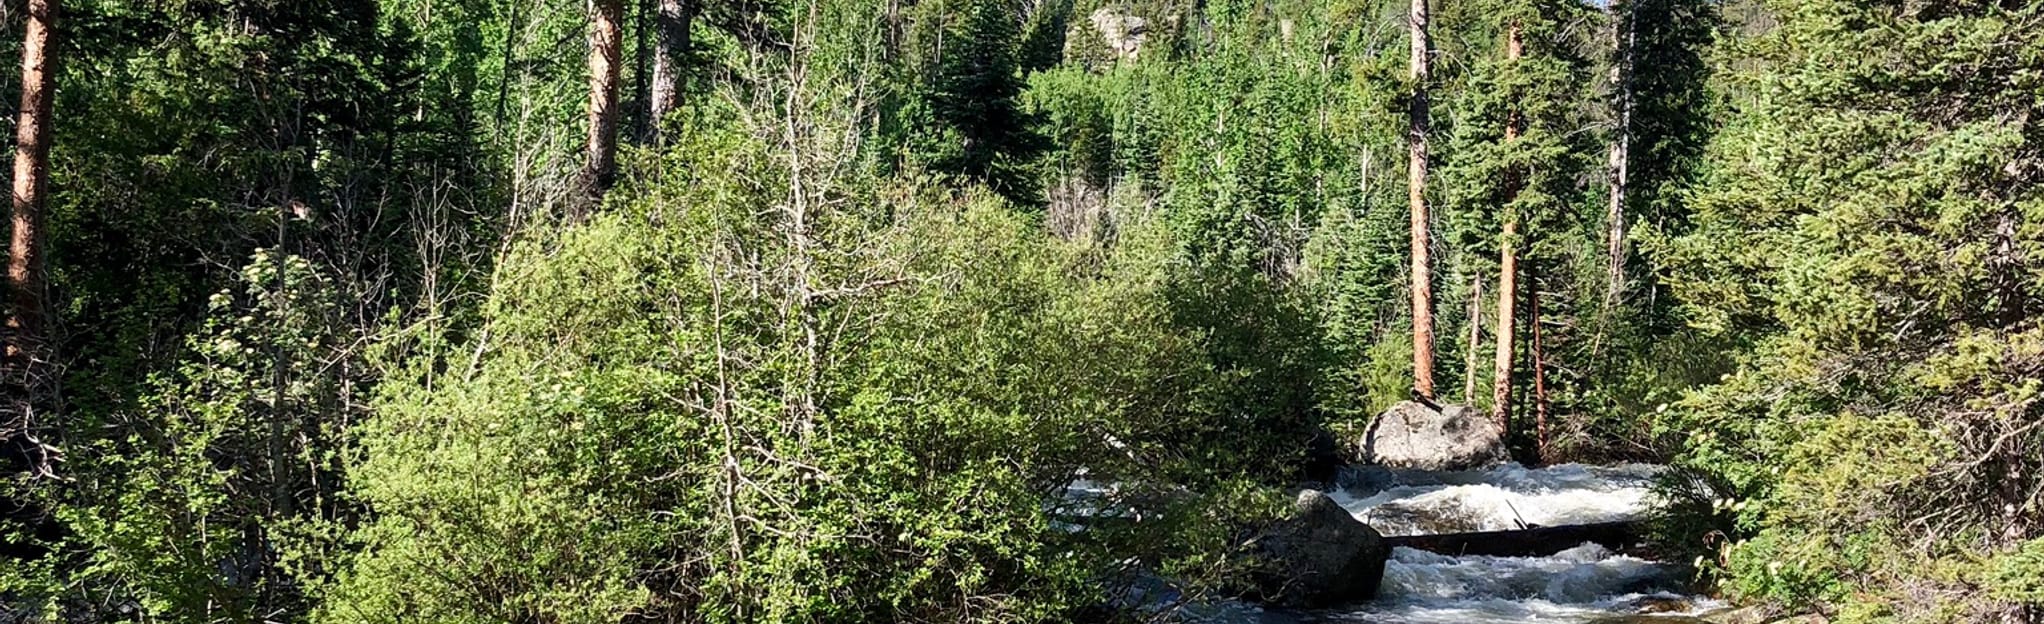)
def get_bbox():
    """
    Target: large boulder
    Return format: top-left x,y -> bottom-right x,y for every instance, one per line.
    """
1243,490 -> 1388,608
1360,401 -> 1508,471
